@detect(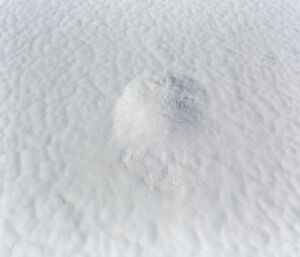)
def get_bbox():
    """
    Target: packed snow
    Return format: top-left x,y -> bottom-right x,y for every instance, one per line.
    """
1,0 -> 300,257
